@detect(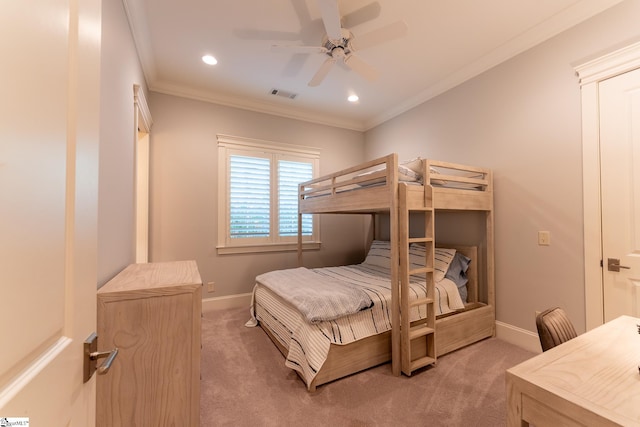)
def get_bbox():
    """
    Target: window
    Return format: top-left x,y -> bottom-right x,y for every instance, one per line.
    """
217,135 -> 320,254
